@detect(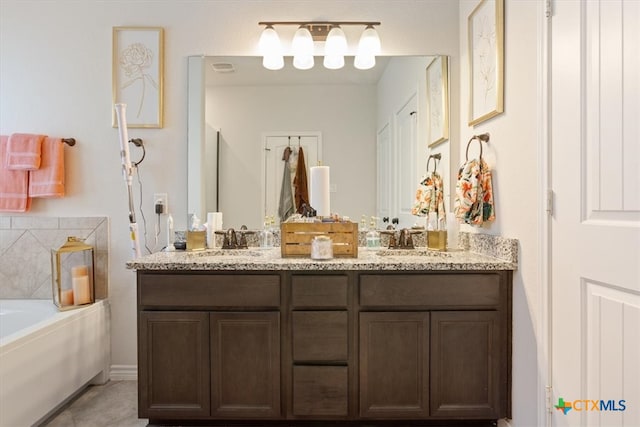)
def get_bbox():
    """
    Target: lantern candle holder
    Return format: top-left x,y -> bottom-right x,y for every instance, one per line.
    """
51,237 -> 95,310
